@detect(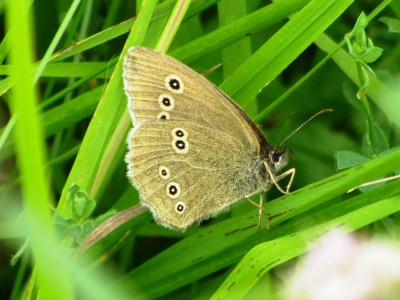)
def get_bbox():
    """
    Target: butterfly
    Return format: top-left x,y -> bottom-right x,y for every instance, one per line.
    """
123,47 -> 295,231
